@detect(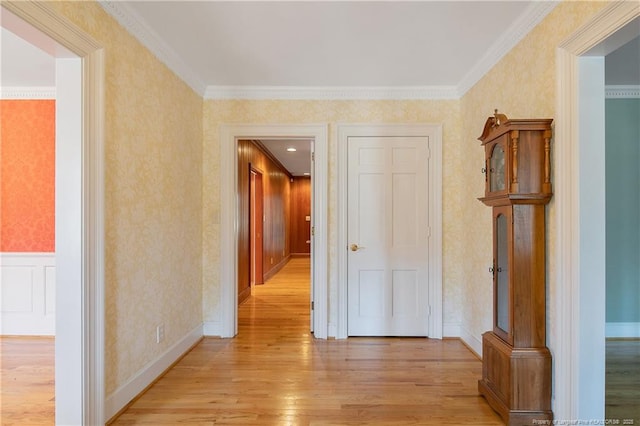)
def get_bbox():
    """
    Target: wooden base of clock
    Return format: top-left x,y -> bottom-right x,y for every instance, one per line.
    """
478,332 -> 553,426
